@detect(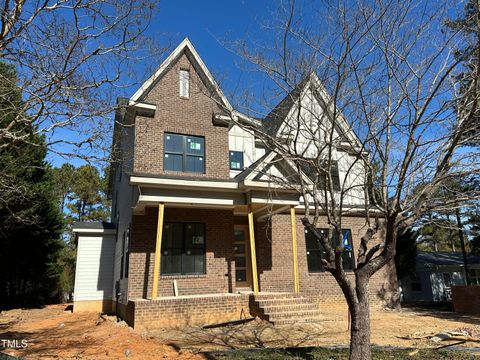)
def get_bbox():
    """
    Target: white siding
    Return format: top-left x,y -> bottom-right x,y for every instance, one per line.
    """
74,234 -> 115,301
228,125 -> 258,177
